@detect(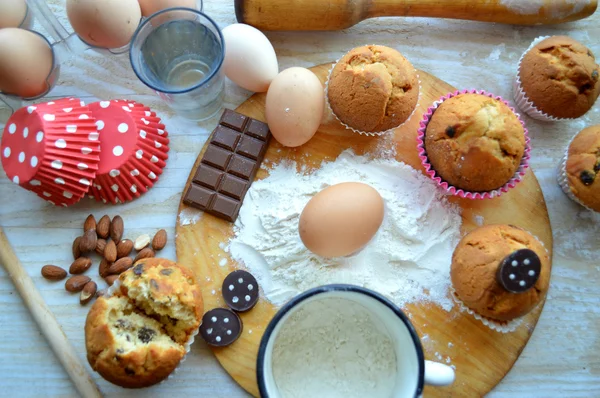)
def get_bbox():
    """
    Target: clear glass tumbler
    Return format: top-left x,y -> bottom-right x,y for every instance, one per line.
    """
129,8 -> 225,121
